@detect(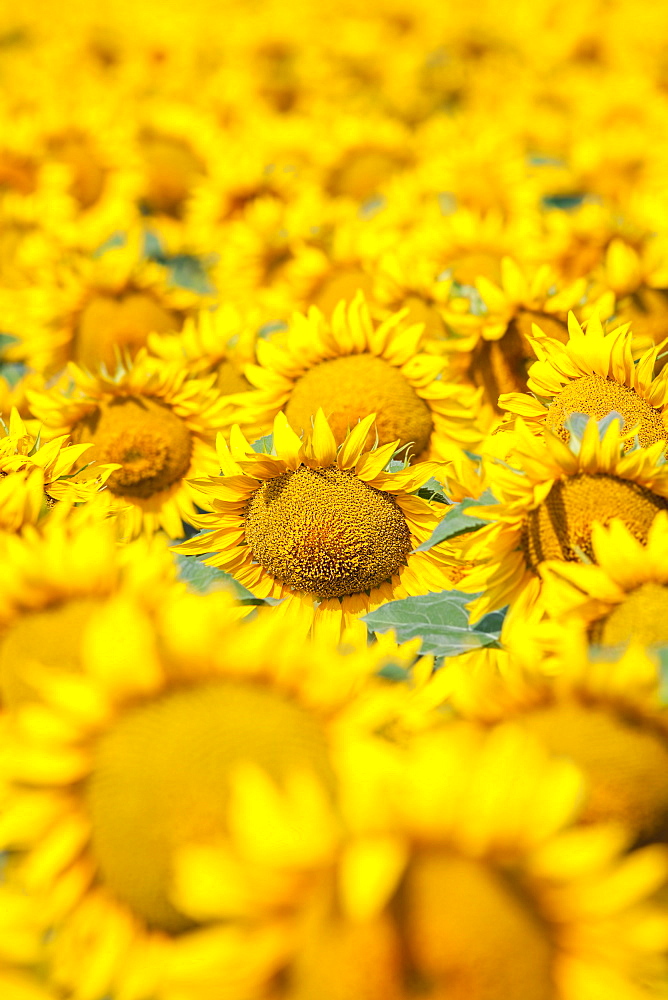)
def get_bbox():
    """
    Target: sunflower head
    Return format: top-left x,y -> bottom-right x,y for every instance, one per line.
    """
26,352 -> 233,537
